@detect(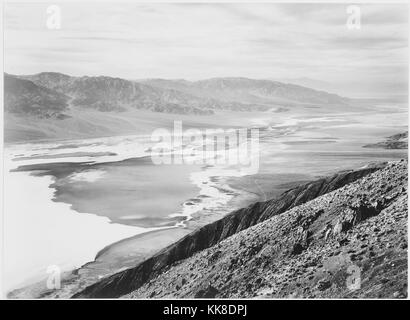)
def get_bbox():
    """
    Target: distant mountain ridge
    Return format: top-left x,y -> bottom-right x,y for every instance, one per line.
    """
142,77 -> 350,106
3,72 -> 351,142
7,72 -> 350,117
17,73 -> 216,115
